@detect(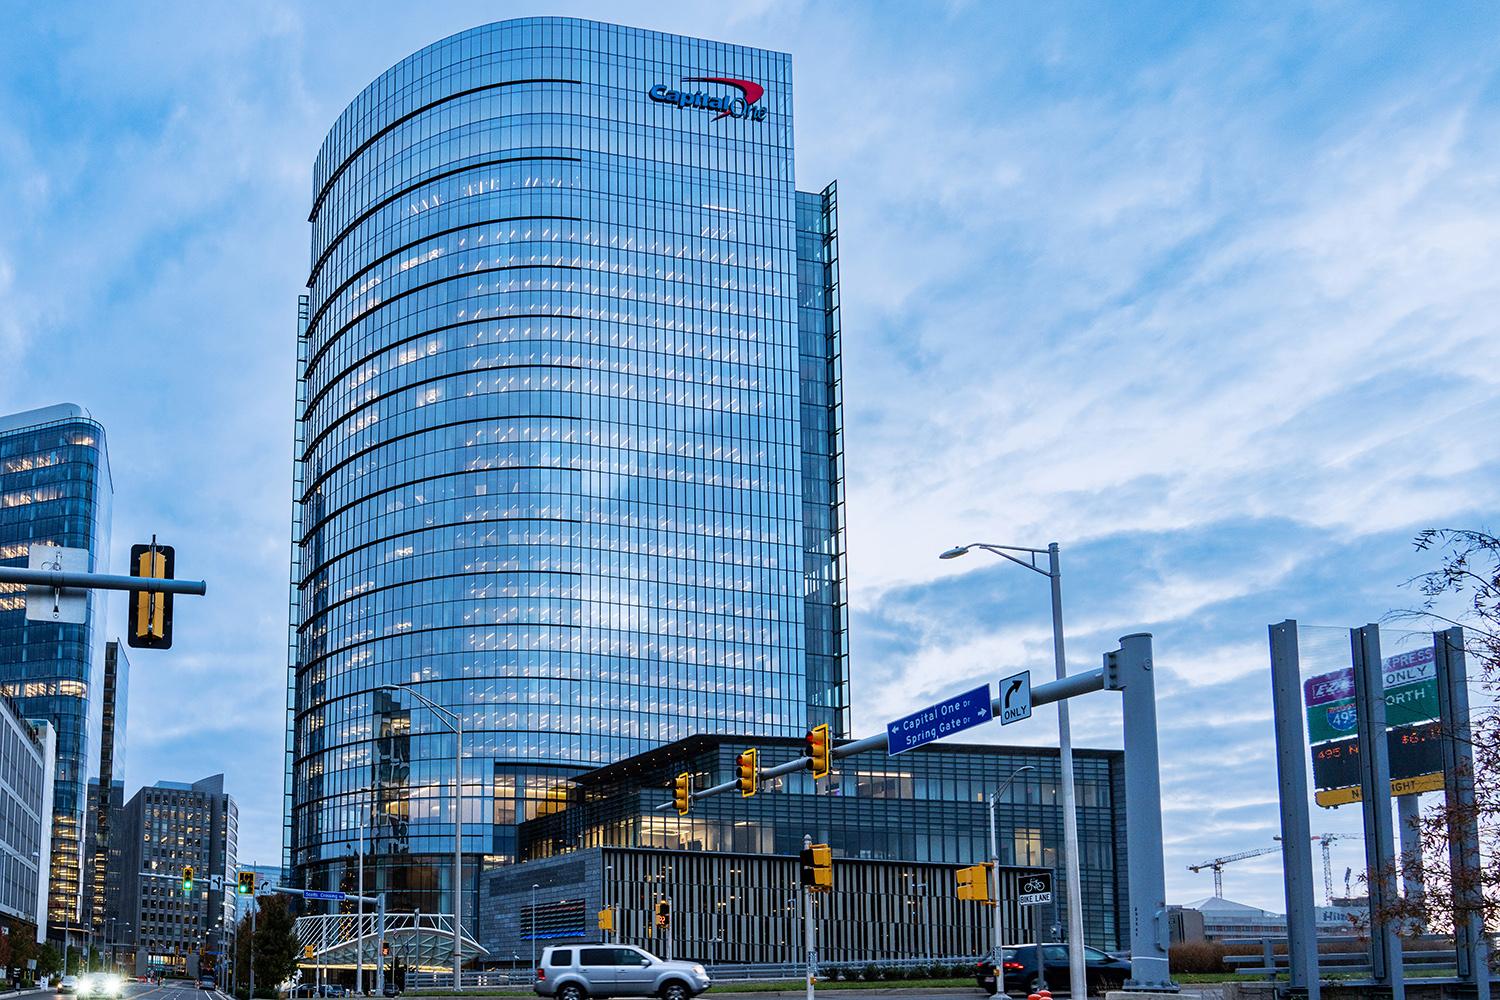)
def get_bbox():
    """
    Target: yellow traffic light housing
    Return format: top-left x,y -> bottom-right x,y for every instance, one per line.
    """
181,865 -> 194,895
805,724 -> 831,779
736,748 -> 758,798
956,864 -> 990,902
237,871 -> 255,896
800,843 -> 833,892
673,771 -> 692,815
654,899 -> 671,928
128,540 -> 175,649
598,907 -> 614,932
